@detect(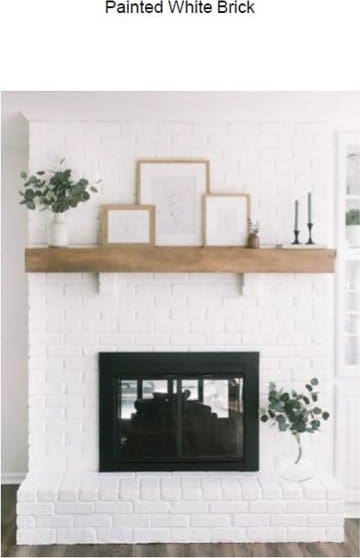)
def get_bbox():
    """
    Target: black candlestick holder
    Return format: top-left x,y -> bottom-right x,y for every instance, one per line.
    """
306,223 -> 315,245
292,230 -> 301,245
